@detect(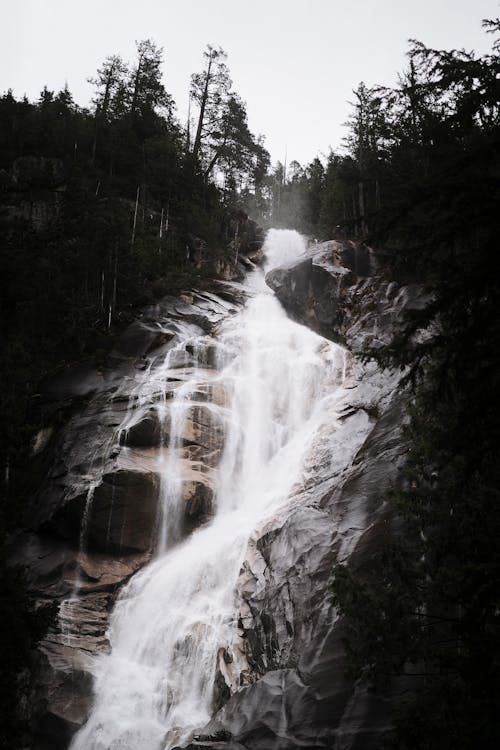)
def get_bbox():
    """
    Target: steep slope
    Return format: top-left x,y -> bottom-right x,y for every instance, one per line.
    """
14,233 -> 425,750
